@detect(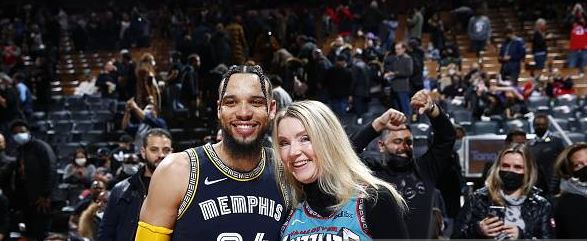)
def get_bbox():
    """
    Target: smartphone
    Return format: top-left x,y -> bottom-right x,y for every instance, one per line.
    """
488,206 -> 506,222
